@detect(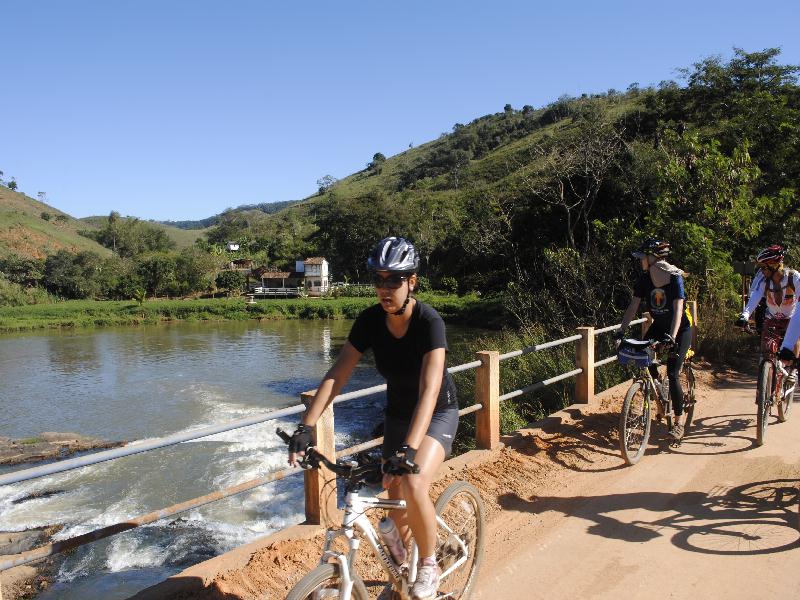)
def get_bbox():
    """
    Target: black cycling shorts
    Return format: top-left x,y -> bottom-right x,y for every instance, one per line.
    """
382,408 -> 459,460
